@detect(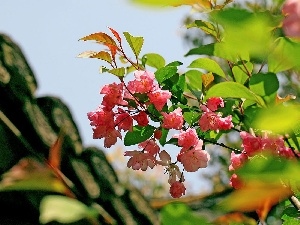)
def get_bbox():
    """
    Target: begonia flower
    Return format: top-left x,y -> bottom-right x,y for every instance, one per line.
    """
148,89 -> 171,111
161,107 -> 184,130
125,150 -> 156,171
169,181 -> 186,198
